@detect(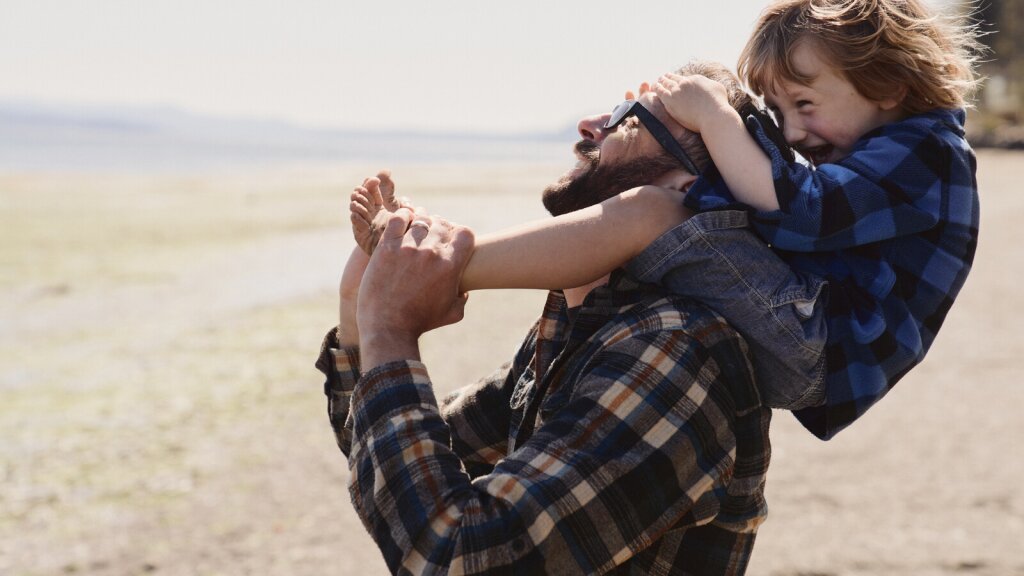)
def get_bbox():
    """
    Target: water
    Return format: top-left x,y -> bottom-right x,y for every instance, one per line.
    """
0,101 -> 575,173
